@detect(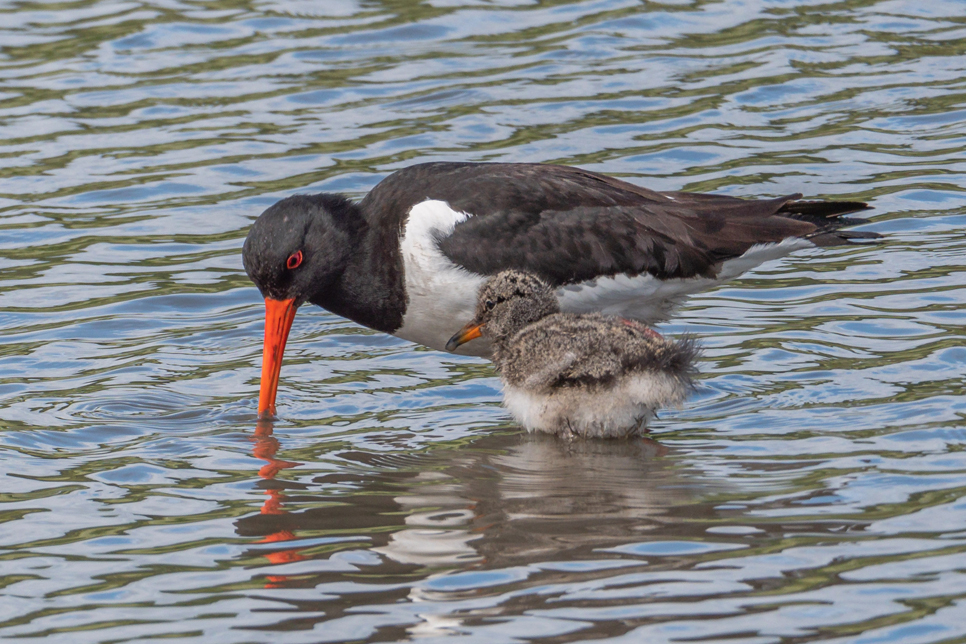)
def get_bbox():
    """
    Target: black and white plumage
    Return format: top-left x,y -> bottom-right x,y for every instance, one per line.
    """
446,270 -> 699,438
242,161 -> 876,417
